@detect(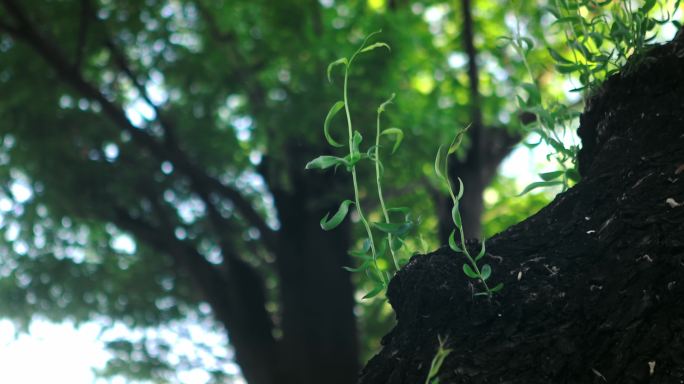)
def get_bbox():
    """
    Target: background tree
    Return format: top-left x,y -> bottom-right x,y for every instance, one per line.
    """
0,0 -> 557,382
